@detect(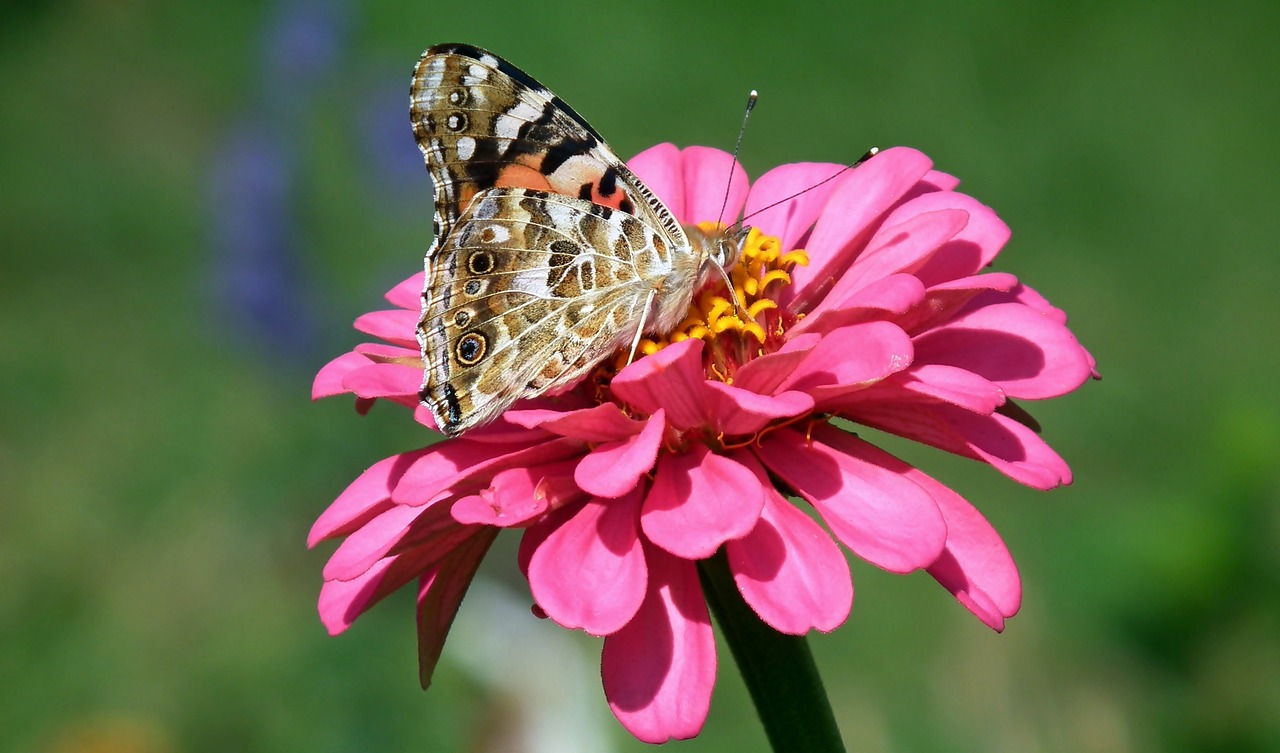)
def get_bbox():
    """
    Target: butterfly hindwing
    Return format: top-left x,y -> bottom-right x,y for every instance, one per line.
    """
420,187 -> 675,435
